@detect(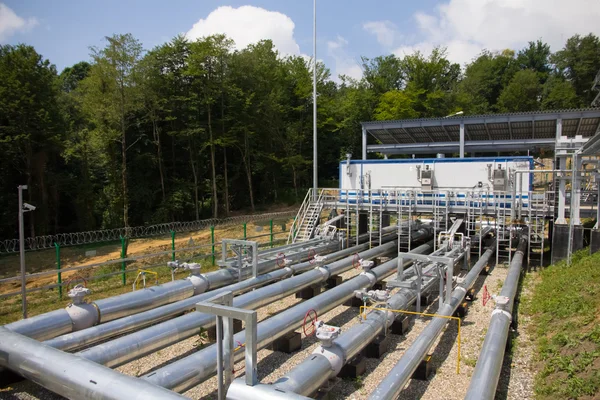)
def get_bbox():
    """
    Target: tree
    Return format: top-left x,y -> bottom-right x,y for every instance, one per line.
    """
497,69 -> 541,112
517,40 -> 551,83
552,34 -> 600,105
79,34 -> 144,228
541,76 -> 581,110
374,90 -> 419,120
362,55 -> 404,95
0,44 -> 64,237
